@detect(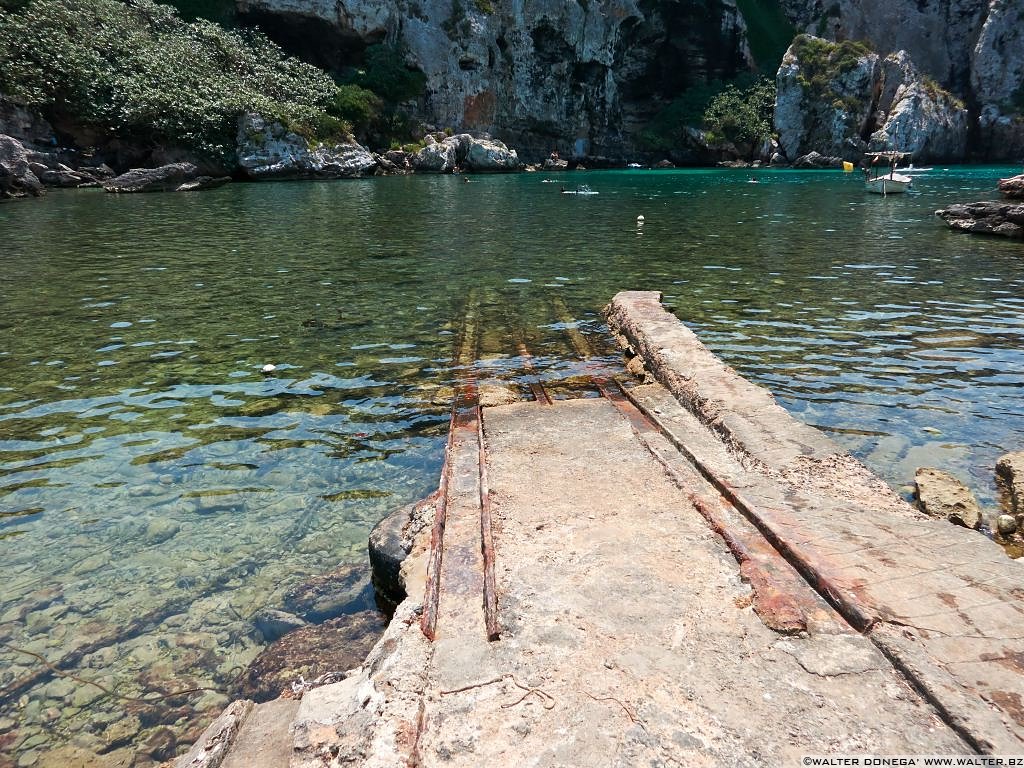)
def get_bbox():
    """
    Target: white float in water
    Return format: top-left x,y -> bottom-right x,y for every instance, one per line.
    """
261,363 -> 277,374
637,215 -> 645,224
